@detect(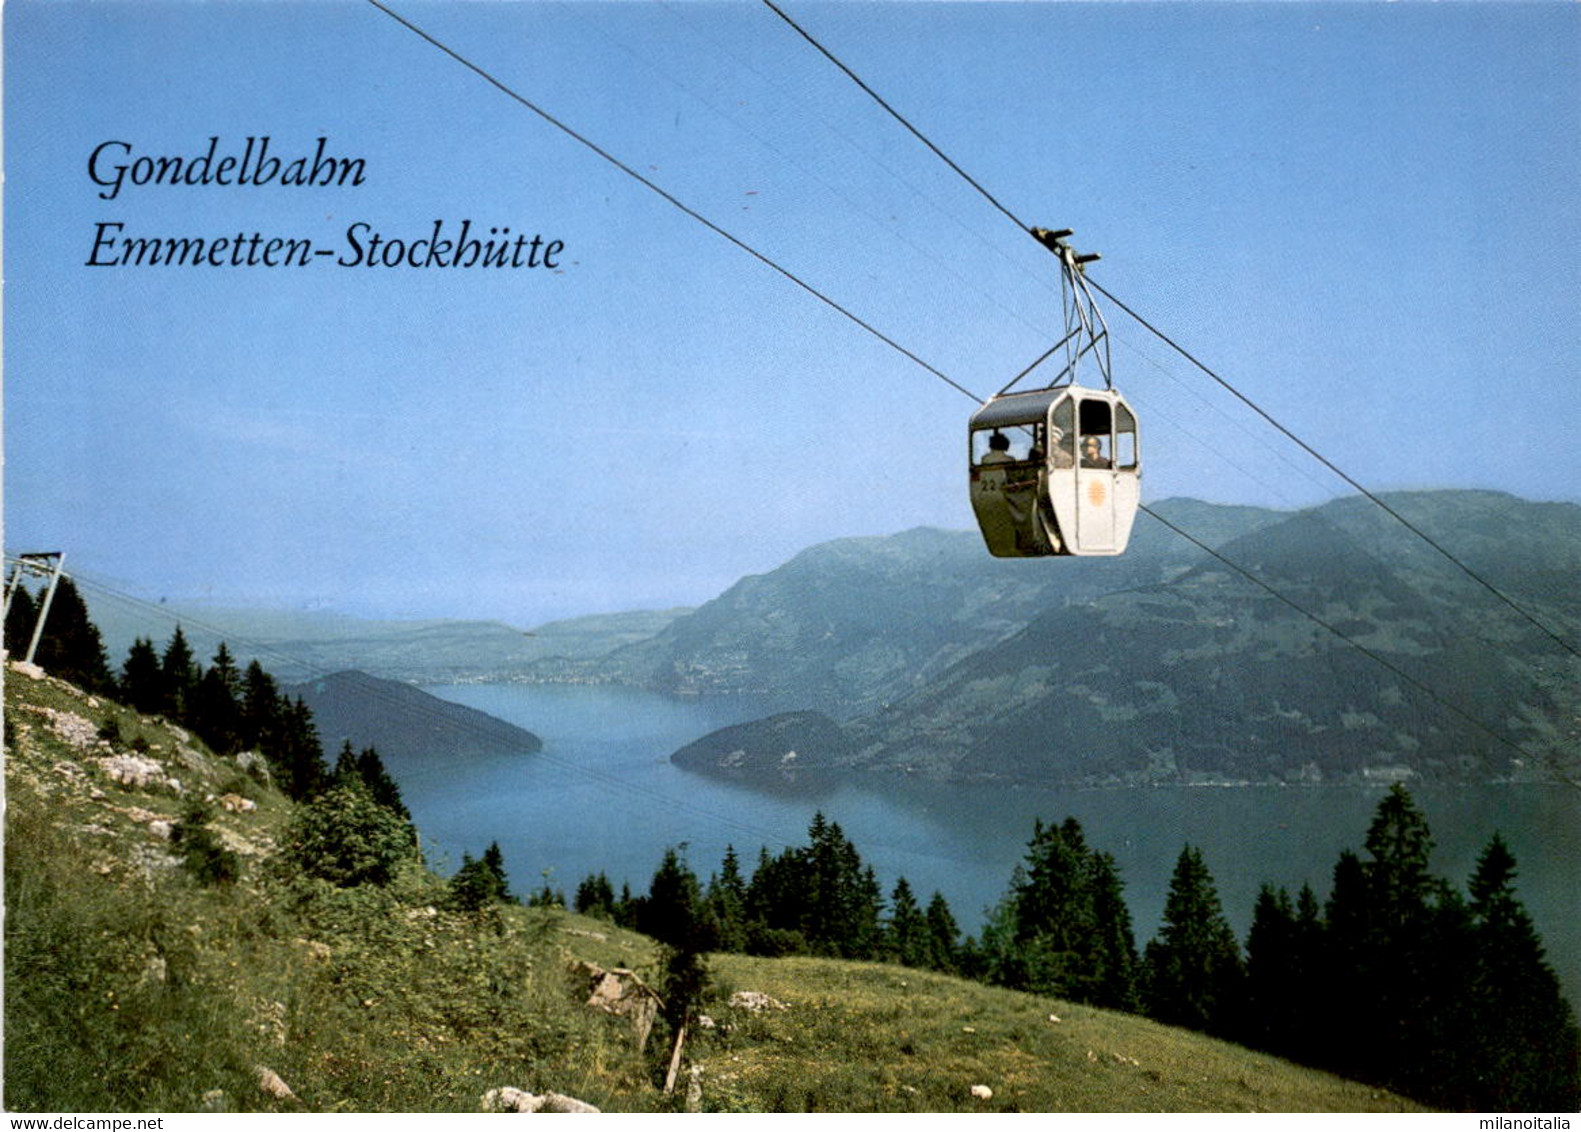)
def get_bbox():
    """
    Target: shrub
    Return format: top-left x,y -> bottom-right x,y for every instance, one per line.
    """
171,800 -> 240,887
448,852 -> 506,912
217,774 -> 256,801
746,924 -> 807,958
281,786 -> 417,887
